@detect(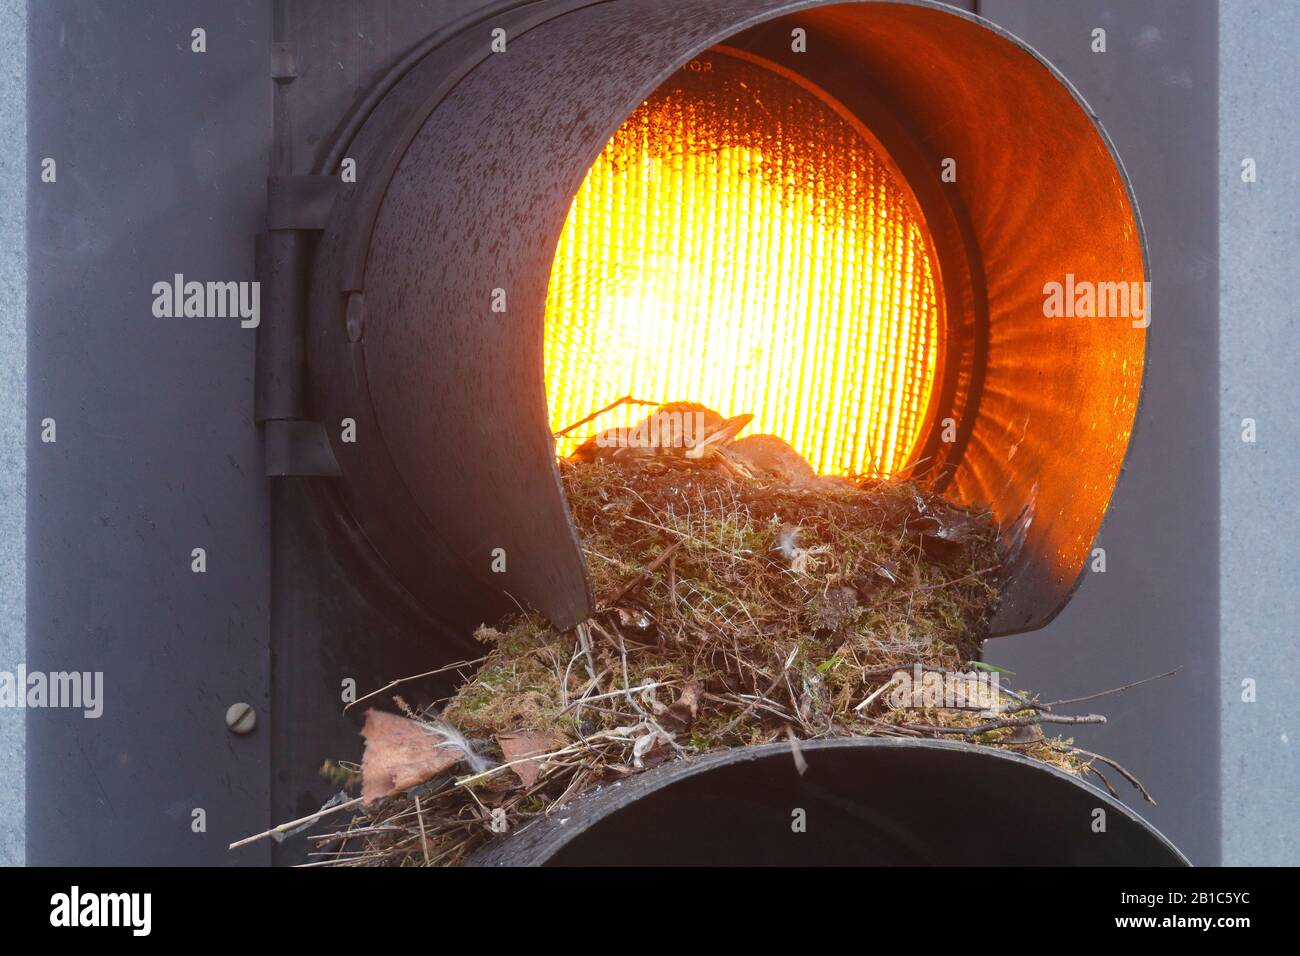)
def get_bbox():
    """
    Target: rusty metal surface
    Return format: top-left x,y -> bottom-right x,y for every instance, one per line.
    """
469,738 -> 1187,865
310,0 -> 1145,635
